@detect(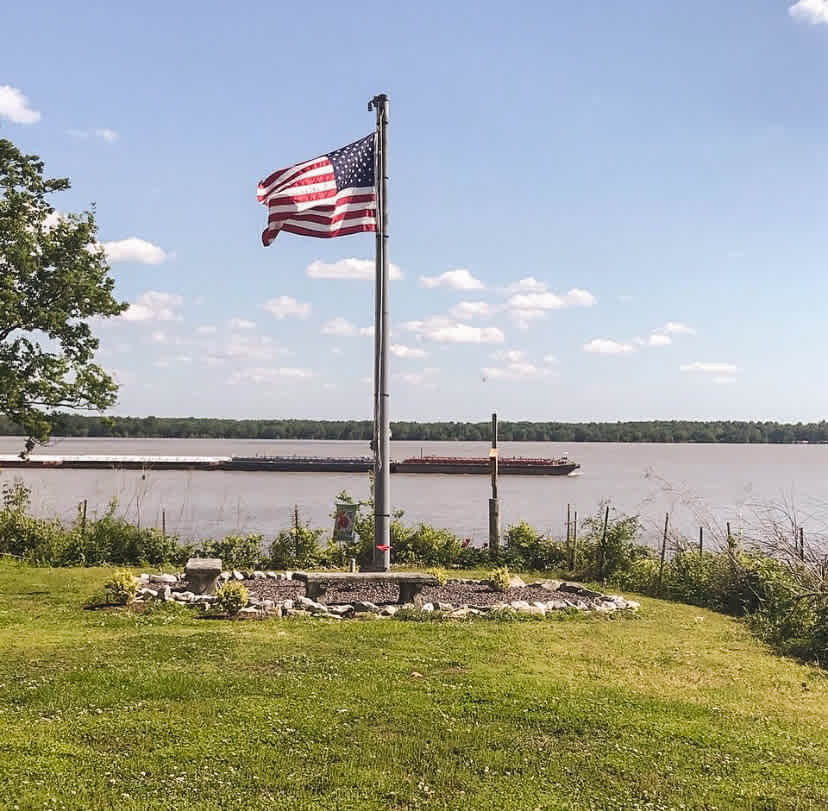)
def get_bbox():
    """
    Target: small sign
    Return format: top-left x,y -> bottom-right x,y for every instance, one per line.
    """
333,503 -> 358,541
